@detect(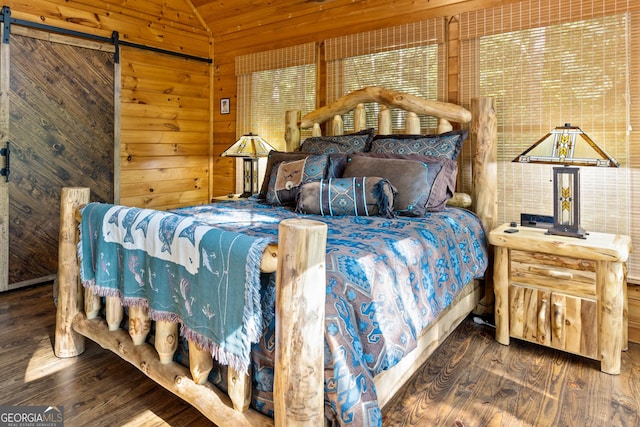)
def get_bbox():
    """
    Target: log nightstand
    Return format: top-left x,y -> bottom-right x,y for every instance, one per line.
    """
488,223 -> 632,374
